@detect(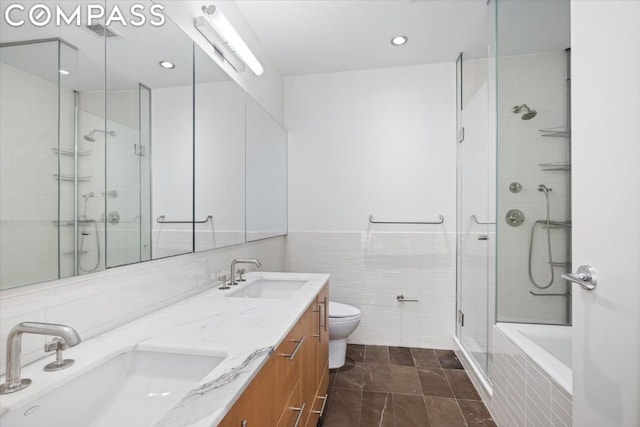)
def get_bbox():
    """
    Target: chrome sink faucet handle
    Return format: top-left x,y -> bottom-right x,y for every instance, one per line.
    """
218,274 -> 231,290
236,268 -> 247,282
43,337 -> 75,372
230,258 -> 261,285
0,322 -> 81,394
